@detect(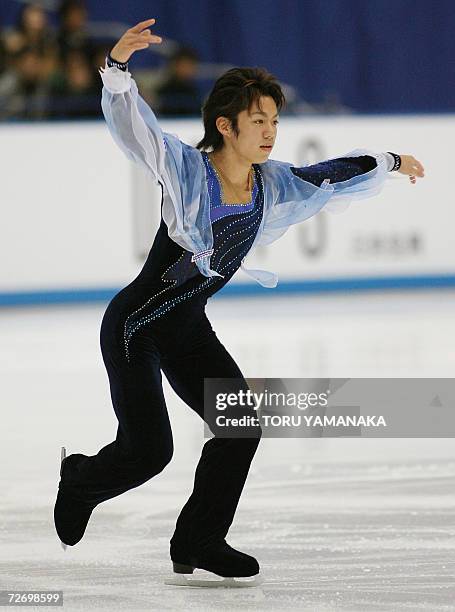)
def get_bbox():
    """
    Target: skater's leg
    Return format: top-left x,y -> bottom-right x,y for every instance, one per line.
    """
55,329 -> 173,545
161,319 -> 262,557
61,337 -> 173,504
